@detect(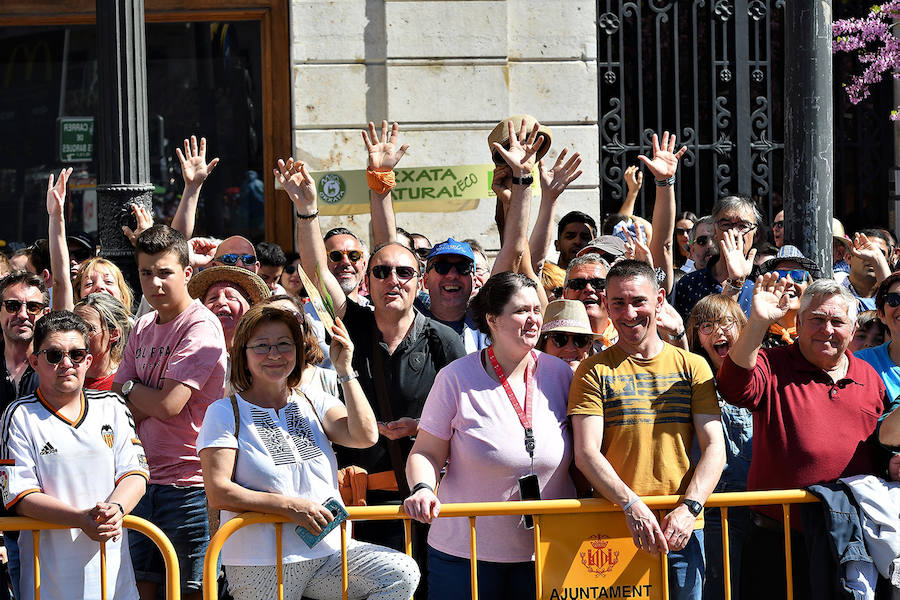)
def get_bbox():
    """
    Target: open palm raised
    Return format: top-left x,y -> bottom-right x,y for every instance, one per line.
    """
638,131 -> 686,180
751,273 -> 792,323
